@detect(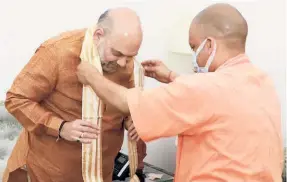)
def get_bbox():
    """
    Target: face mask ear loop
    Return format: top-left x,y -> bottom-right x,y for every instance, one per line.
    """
192,39 -> 207,72
205,41 -> 217,70
195,39 -> 207,57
